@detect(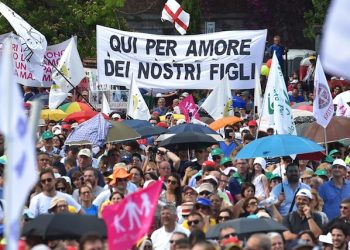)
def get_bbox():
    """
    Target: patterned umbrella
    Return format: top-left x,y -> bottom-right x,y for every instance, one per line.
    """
59,102 -> 92,115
